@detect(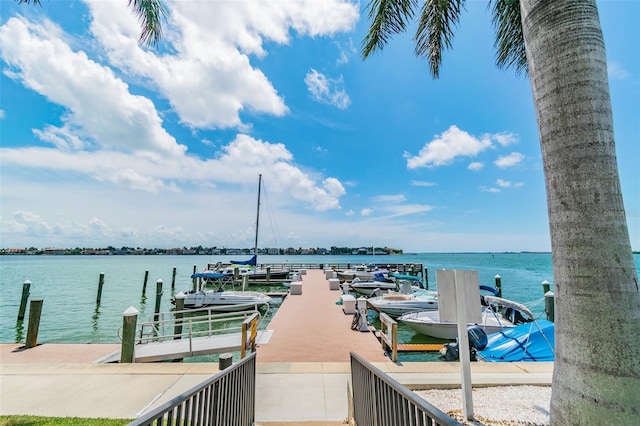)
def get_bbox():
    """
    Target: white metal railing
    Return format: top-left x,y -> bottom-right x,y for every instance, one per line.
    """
118,308 -> 262,359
